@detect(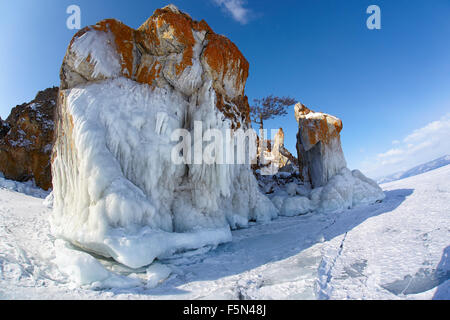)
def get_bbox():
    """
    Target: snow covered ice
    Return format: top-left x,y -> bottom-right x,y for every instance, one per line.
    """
0,164 -> 448,299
